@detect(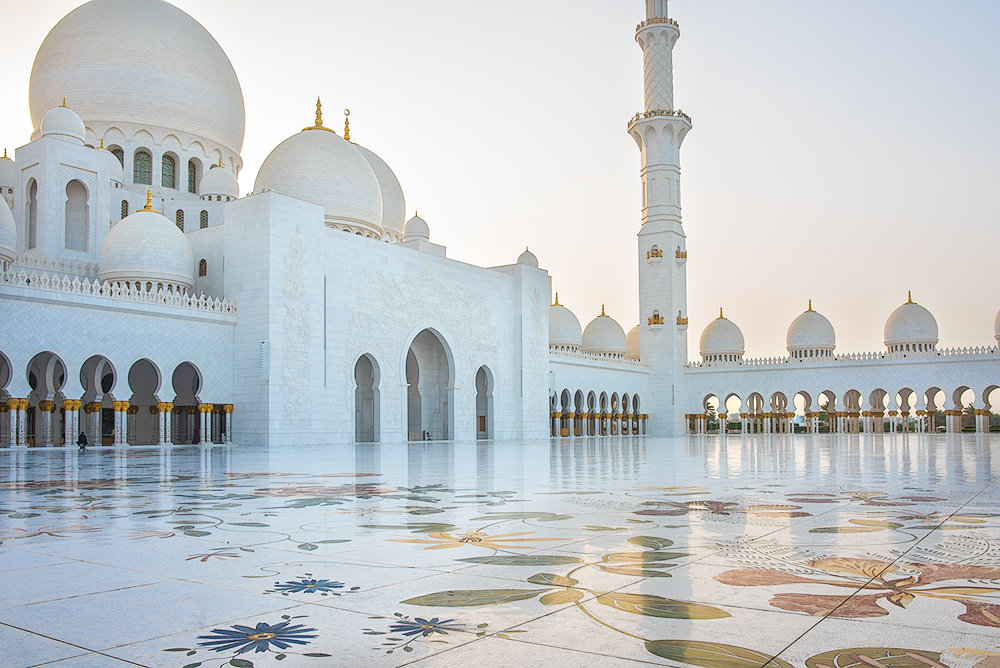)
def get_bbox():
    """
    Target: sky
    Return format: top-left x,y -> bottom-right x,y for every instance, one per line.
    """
1,0 -> 998,358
